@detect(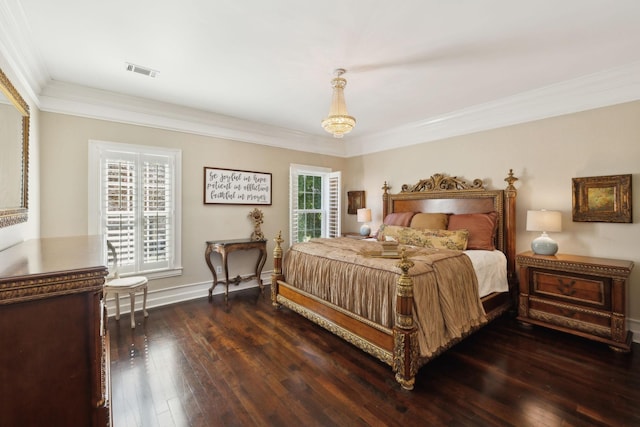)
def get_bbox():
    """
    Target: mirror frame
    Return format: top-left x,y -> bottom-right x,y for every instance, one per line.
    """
0,67 -> 30,228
